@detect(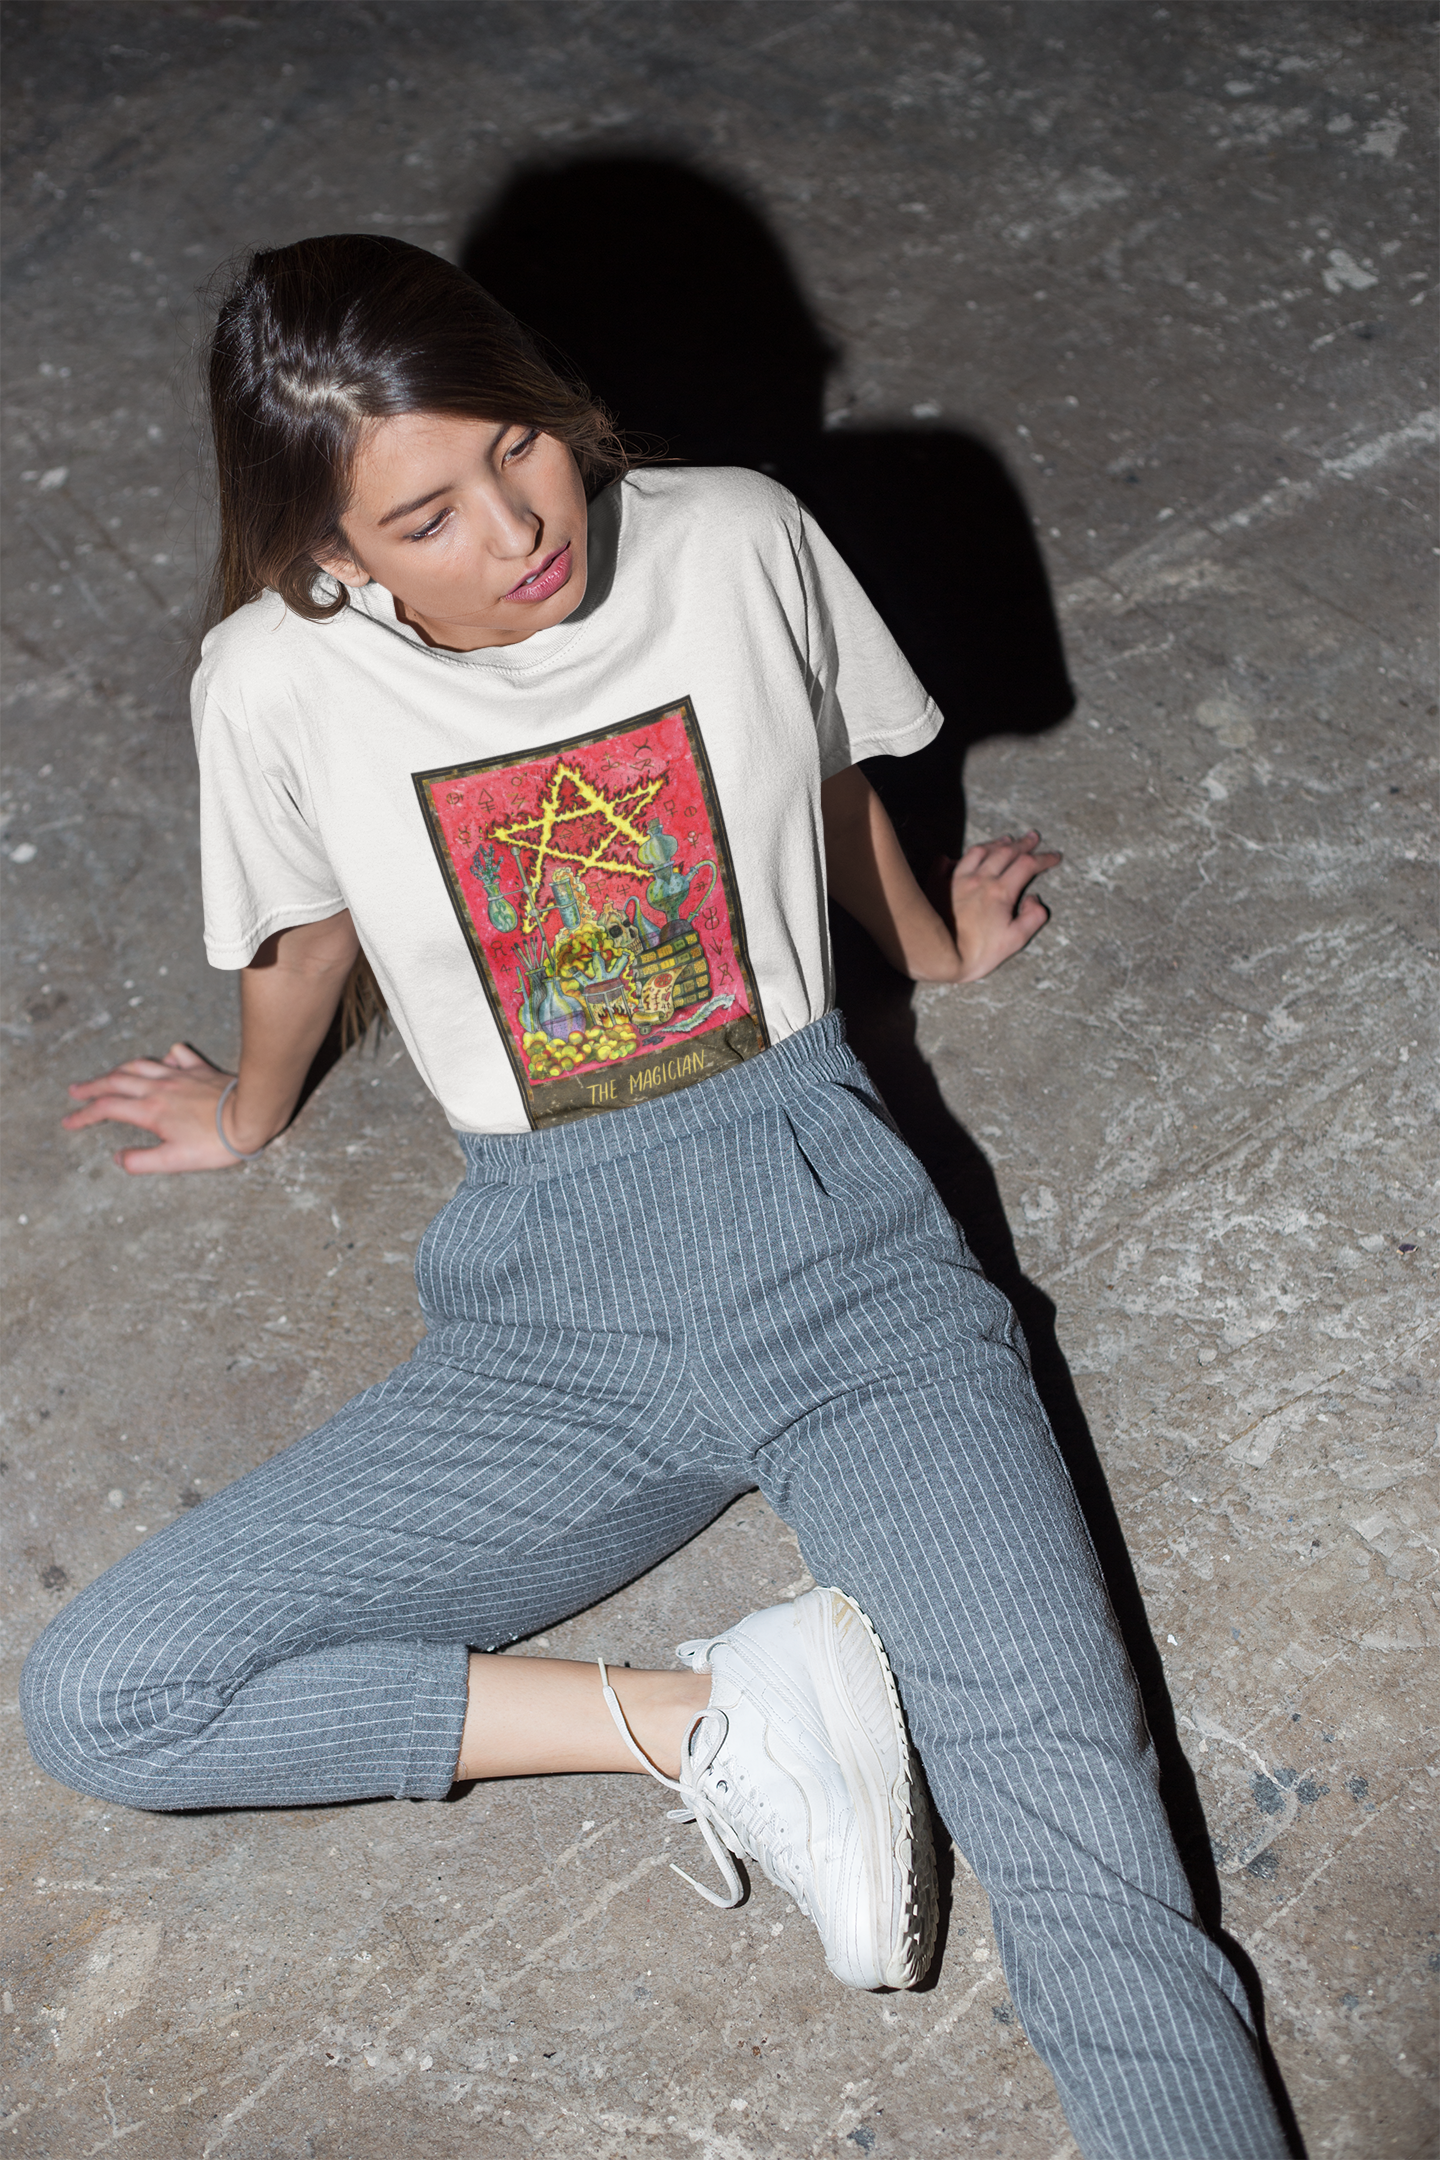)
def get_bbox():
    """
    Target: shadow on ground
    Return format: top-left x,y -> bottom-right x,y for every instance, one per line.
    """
460,153 -> 1299,2148
461,152 -> 1072,866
